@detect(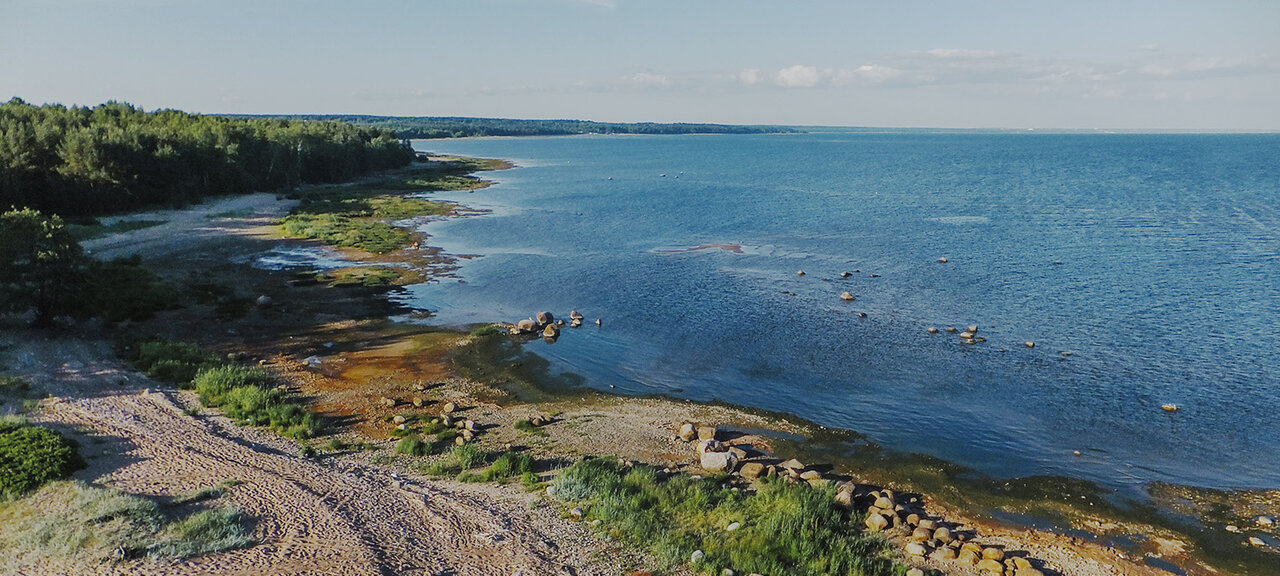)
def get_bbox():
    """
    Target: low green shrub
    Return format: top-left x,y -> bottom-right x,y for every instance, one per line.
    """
467,451 -> 534,483
0,423 -> 85,499
193,366 -> 319,439
395,433 -> 431,457
124,340 -> 222,386
514,419 -> 546,436
469,325 -> 502,338
550,458 -> 901,576
192,366 -> 276,406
